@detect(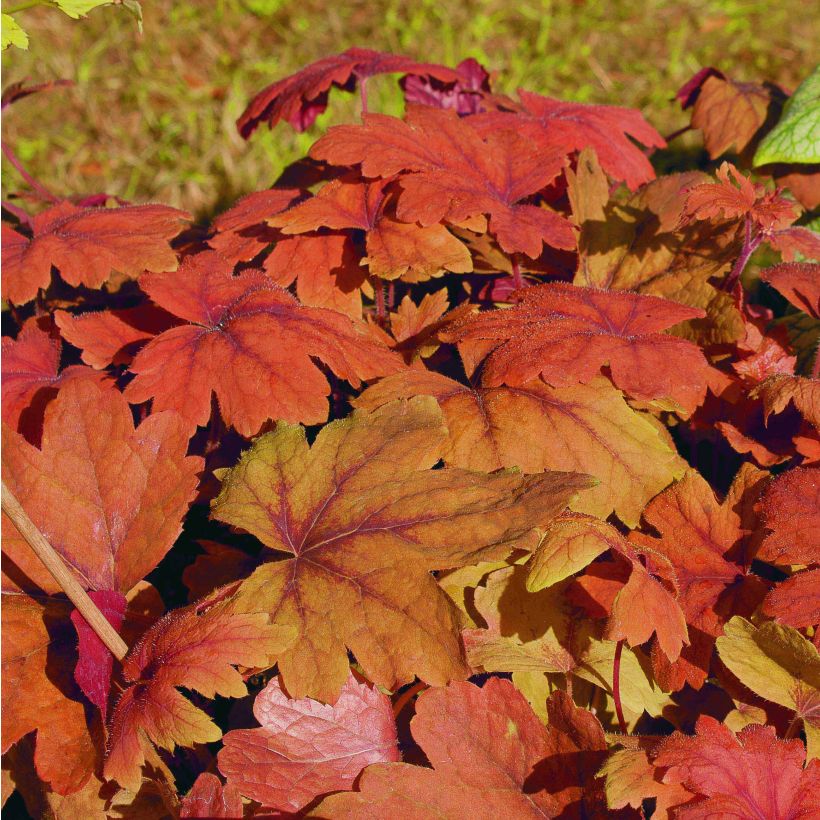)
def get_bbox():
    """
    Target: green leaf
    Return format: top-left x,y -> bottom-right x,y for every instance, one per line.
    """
1,13 -> 29,50
754,66 -> 820,165
54,0 -> 114,19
